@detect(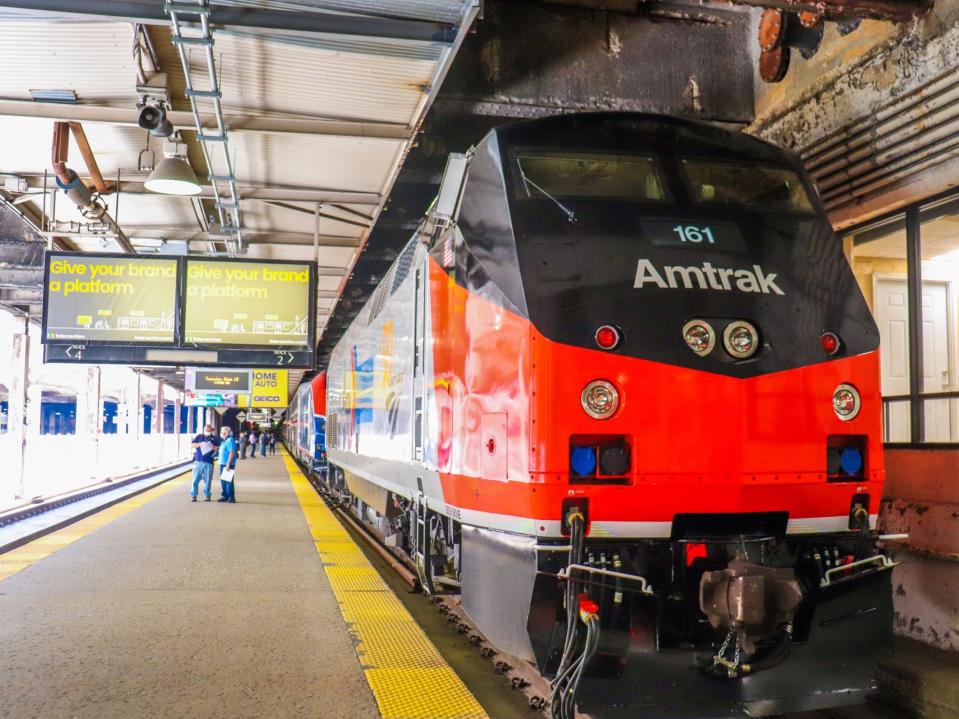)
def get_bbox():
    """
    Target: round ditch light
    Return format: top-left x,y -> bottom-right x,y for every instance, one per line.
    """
833,384 -> 861,422
581,380 -> 619,420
